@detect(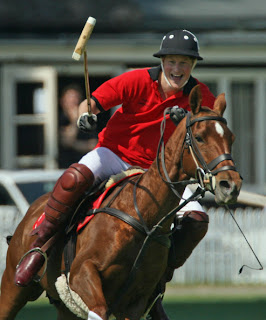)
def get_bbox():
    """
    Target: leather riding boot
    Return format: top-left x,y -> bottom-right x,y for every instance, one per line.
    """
15,163 -> 94,287
148,211 -> 209,320
165,210 -> 209,282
